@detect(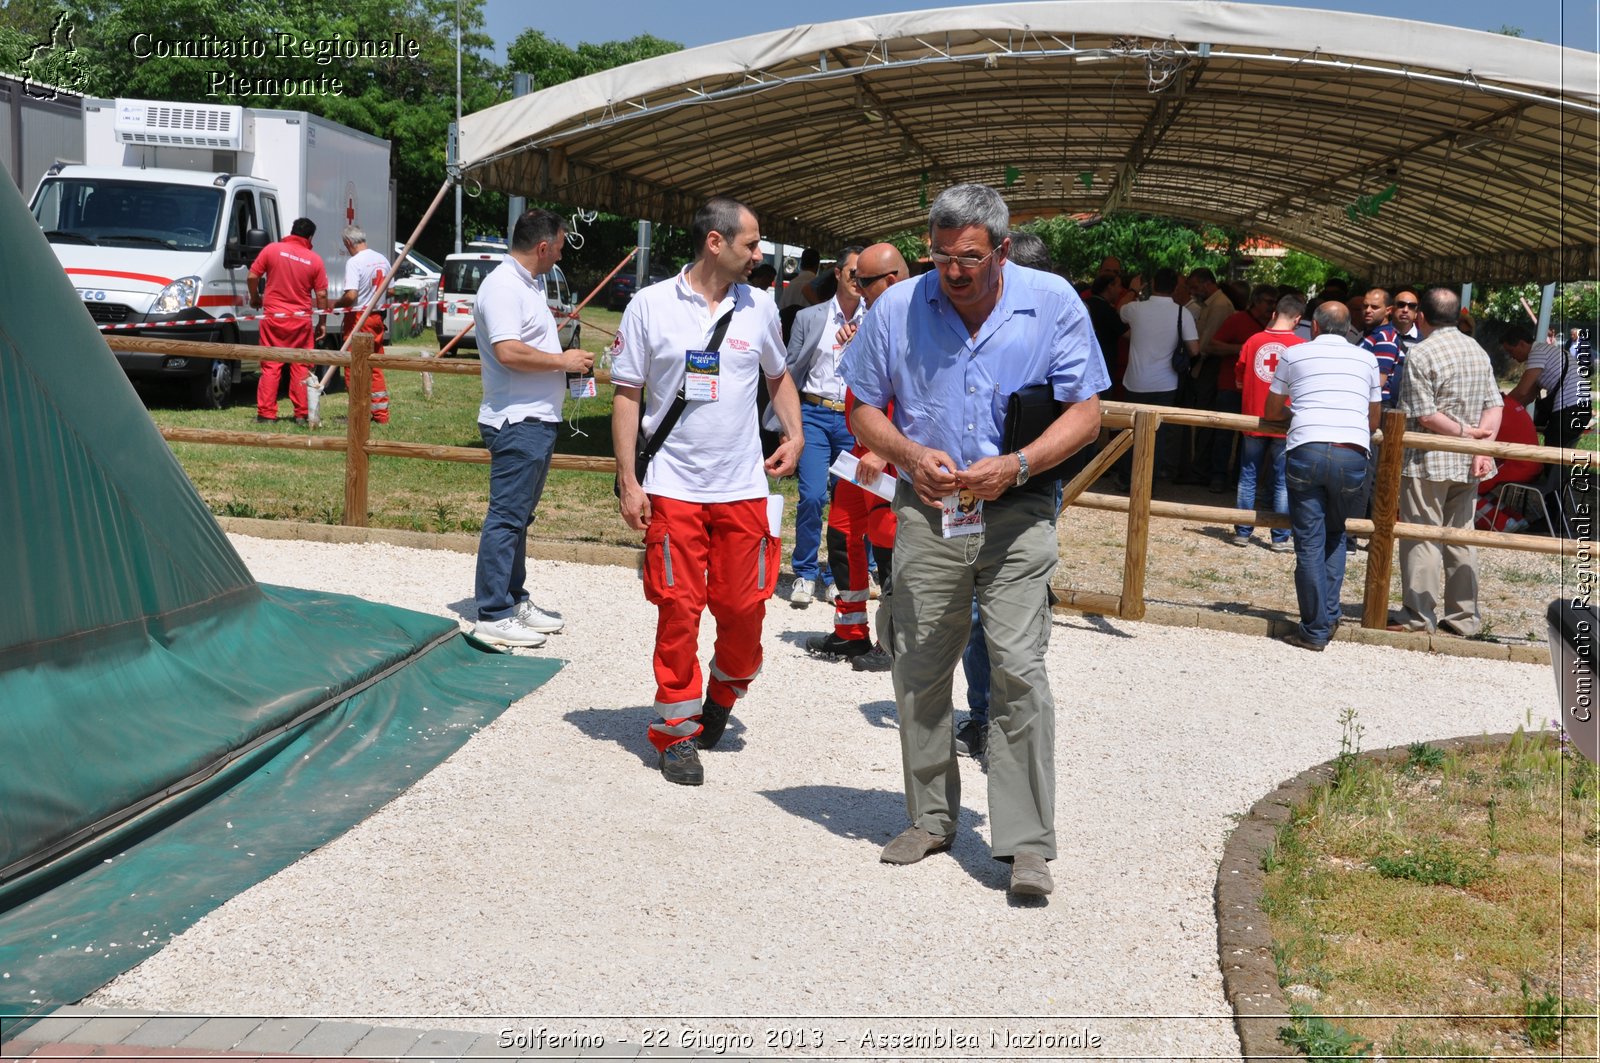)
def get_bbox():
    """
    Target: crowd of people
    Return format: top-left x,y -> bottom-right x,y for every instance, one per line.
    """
436,185 -> 1589,900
